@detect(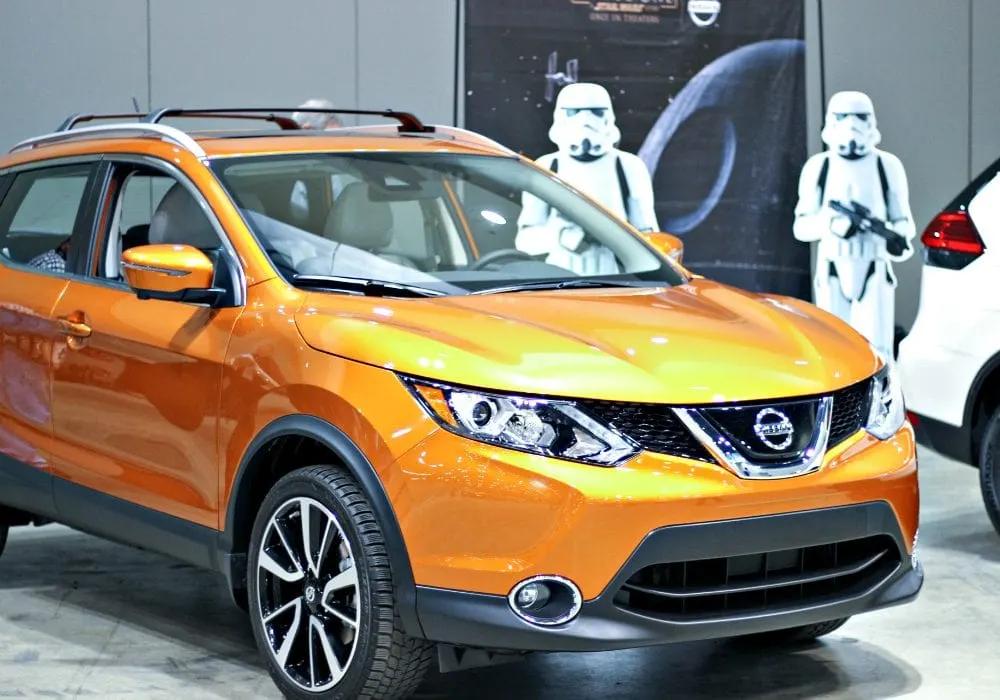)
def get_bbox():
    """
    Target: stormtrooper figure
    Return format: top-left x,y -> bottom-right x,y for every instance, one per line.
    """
793,91 -> 915,360
516,82 -> 658,275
